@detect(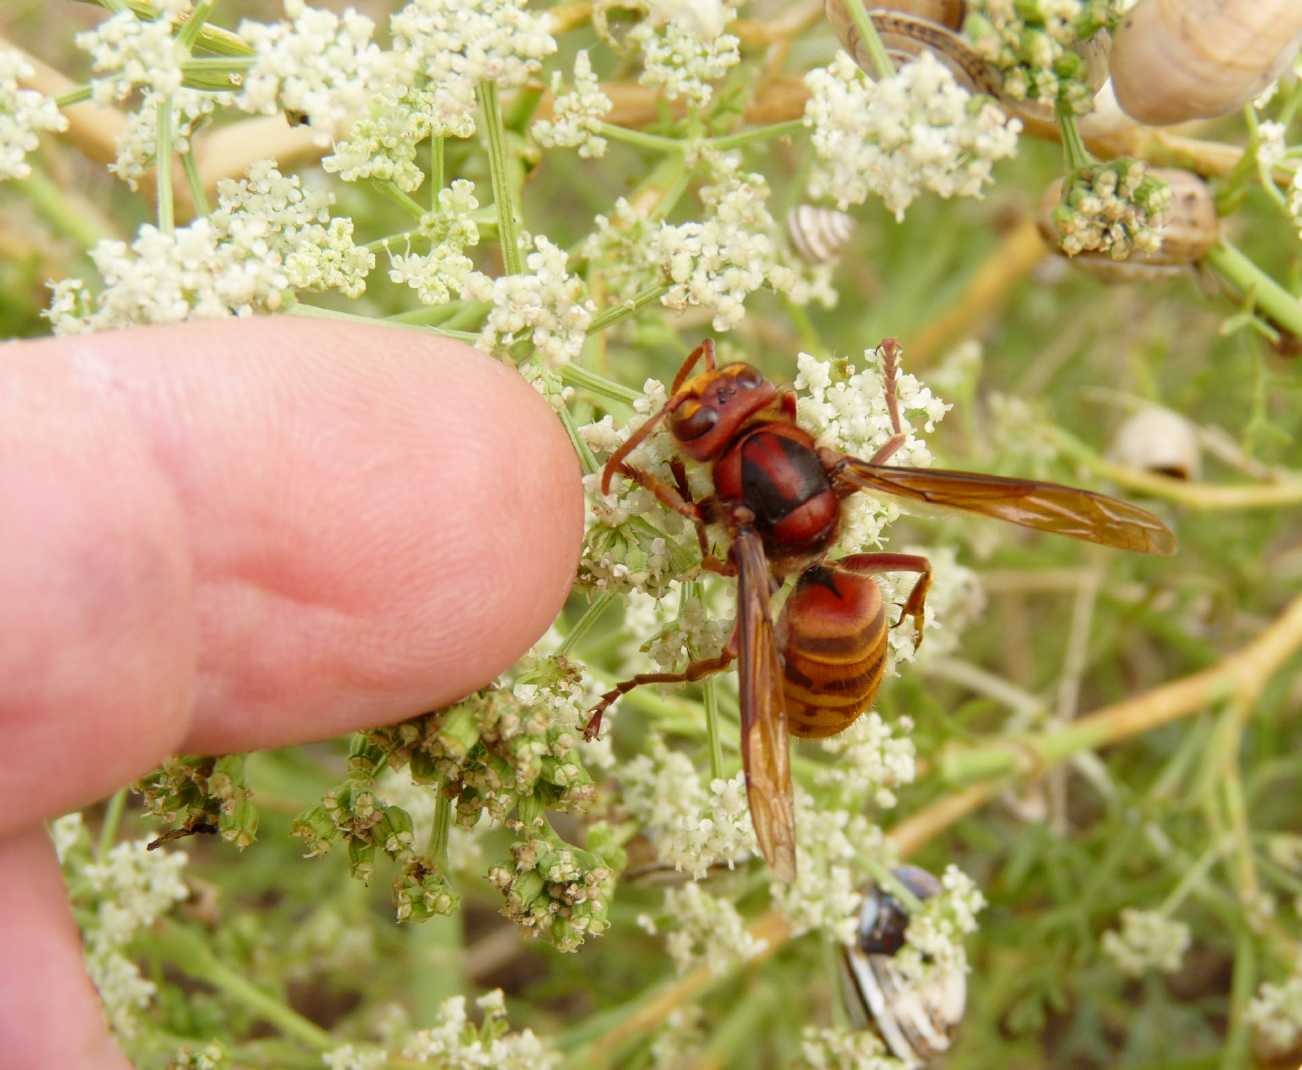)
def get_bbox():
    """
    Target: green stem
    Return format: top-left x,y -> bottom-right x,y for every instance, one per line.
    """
1158,840 -> 1226,916
558,593 -> 615,657
176,0 -> 216,50
290,302 -> 479,342
559,362 -> 644,405
685,582 -> 725,782
372,180 -> 427,221
180,151 -> 209,215
157,923 -> 335,1050
1205,237 -> 1302,340
844,0 -> 894,79
14,171 -> 110,249
1225,928 -> 1256,1070
477,81 -> 525,276
557,401 -> 600,475
55,85 -> 93,108
84,0 -> 254,54
592,121 -> 683,153
1056,101 -> 1093,172
97,789 -> 128,864
156,96 -> 175,234
587,282 -> 670,333
707,118 -> 806,151
429,786 -> 452,870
